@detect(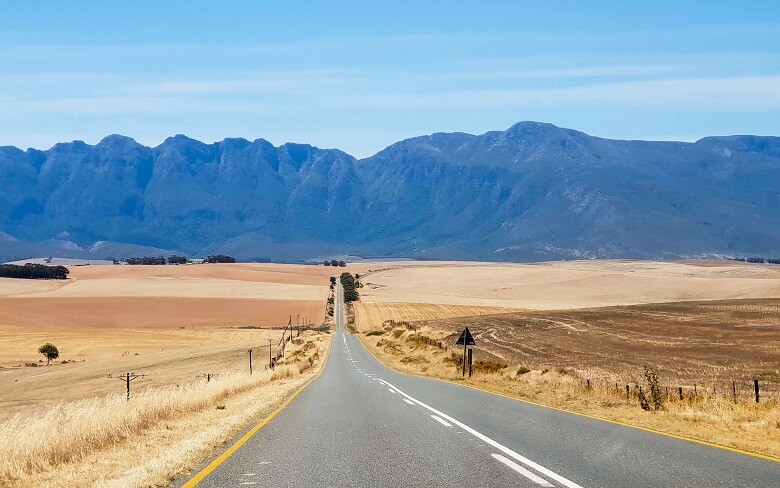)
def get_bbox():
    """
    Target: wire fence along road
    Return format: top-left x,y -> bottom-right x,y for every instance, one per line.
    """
179,284 -> 780,488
